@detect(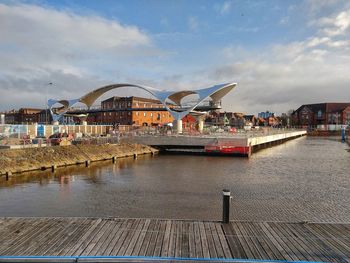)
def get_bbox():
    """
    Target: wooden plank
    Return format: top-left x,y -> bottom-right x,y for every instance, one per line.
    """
194,222 -> 203,258
188,221 -> 196,258
3,218 -> 60,255
241,222 -> 269,259
12,219 -> 63,255
305,224 -> 350,260
56,219 -> 93,256
204,222 -> 217,258
263,222 -> 302,261
327,224 -> 350,240
283,223 -> 333,263
70,218 -> 105,256
124,219 -> 146,256
231,222 -> 254,259
181,221 -> 190,258
102,219 -> 128,256
30,218 -> 84,256
44,218 -> 88,256
318,224 -> 350,252
0,218 -> 45,254
258,222 -> 294,261
0,218 -> 28,243
80,219 -> 113,256
272,223 -> 317,261
209,222 -> 224,258
174,221 -> 182,258
160,220 -> 172,257
153,220 -> 166,257
89,219 -> 118,256
145,219 -> 160,256
137,219 -> 156,257
167,219 -> 177,258
221,222 -> 246,259
198,222 -> 210,259
289,223 -> 338,263
247,222 -> 281,260
0,217 -> 349,262
113,219 -> 139,256
131,219 -> 151,256
236,222 -> 264,259
215,223 -> 231,258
